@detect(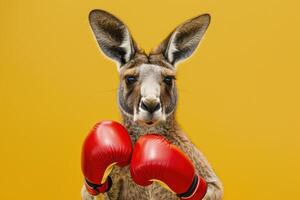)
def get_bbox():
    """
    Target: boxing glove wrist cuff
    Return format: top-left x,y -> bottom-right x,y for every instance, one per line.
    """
84,176 -> 112,195
177,175 -> 207,200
